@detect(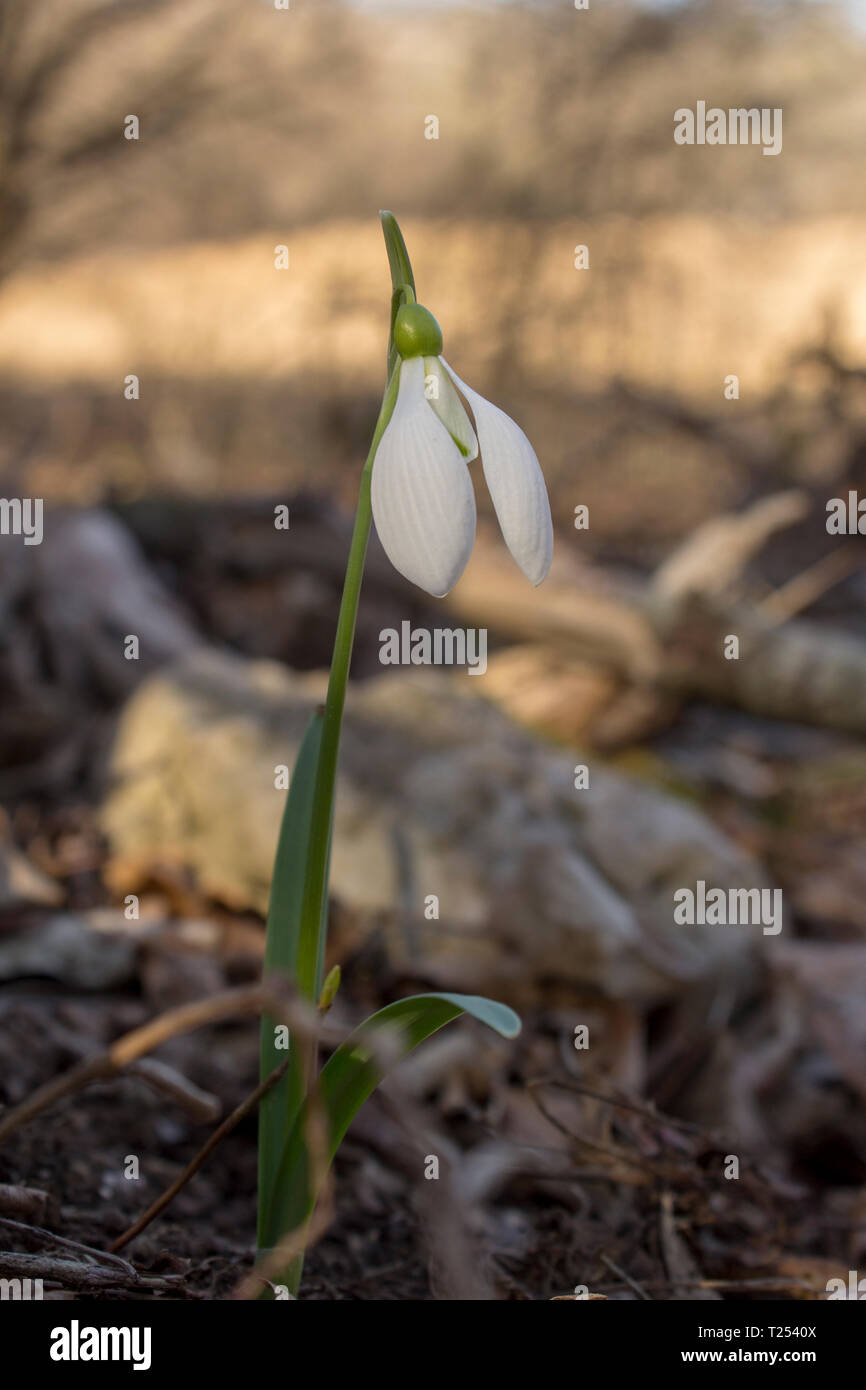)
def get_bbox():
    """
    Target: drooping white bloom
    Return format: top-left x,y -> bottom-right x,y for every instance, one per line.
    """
371,307 -> 554,598
371,356 -> 477,599
441,360 -> 554,589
